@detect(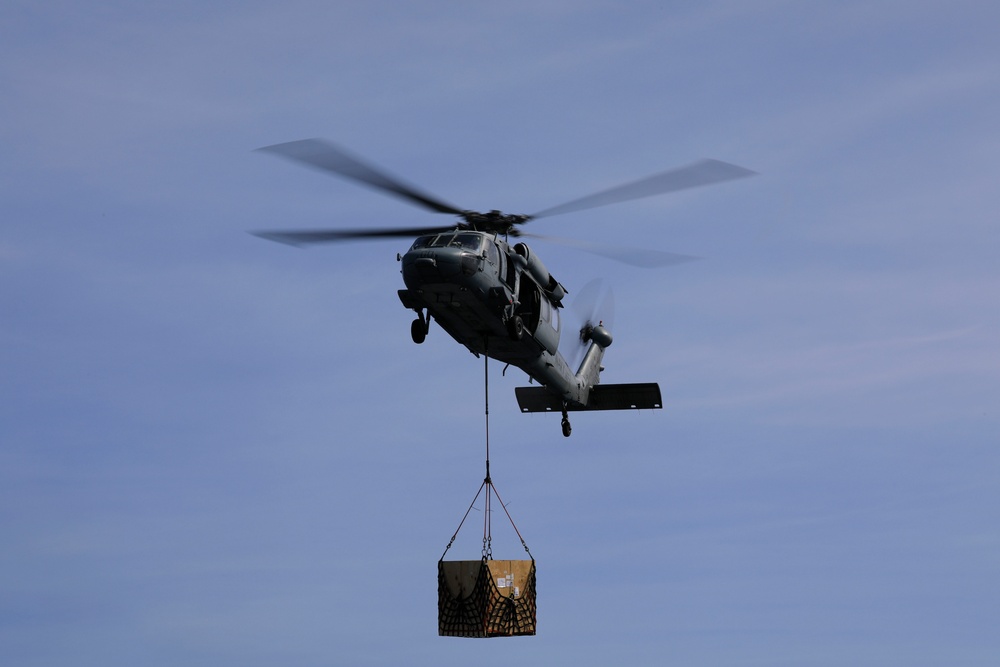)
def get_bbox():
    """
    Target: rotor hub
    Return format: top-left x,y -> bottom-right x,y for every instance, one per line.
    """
460,210 -> 531,235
